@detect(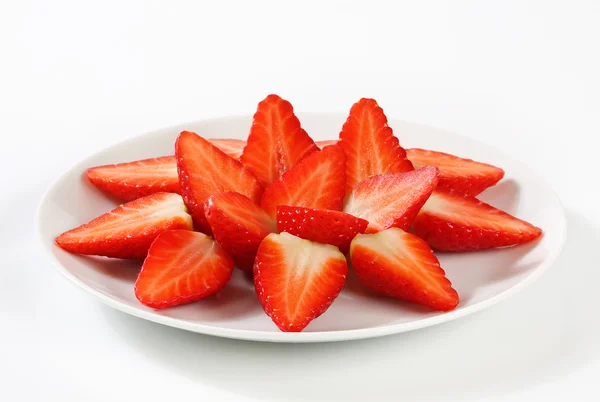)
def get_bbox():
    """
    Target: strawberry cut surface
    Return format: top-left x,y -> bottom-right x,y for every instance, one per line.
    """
276,206 -> 368,254
206,191 -> 277,272
344,166 -> 439,233
135,230 -> 234,309
413,190 -> 543,251
339,98 -> 413,194
406,148 -> 504,196
176,131 -> 263,234
241,94 -> 319,187
254,232 -> 348,332
55,192 -> 193,259
350,228 -> 459,311
260,144 -> 346,219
